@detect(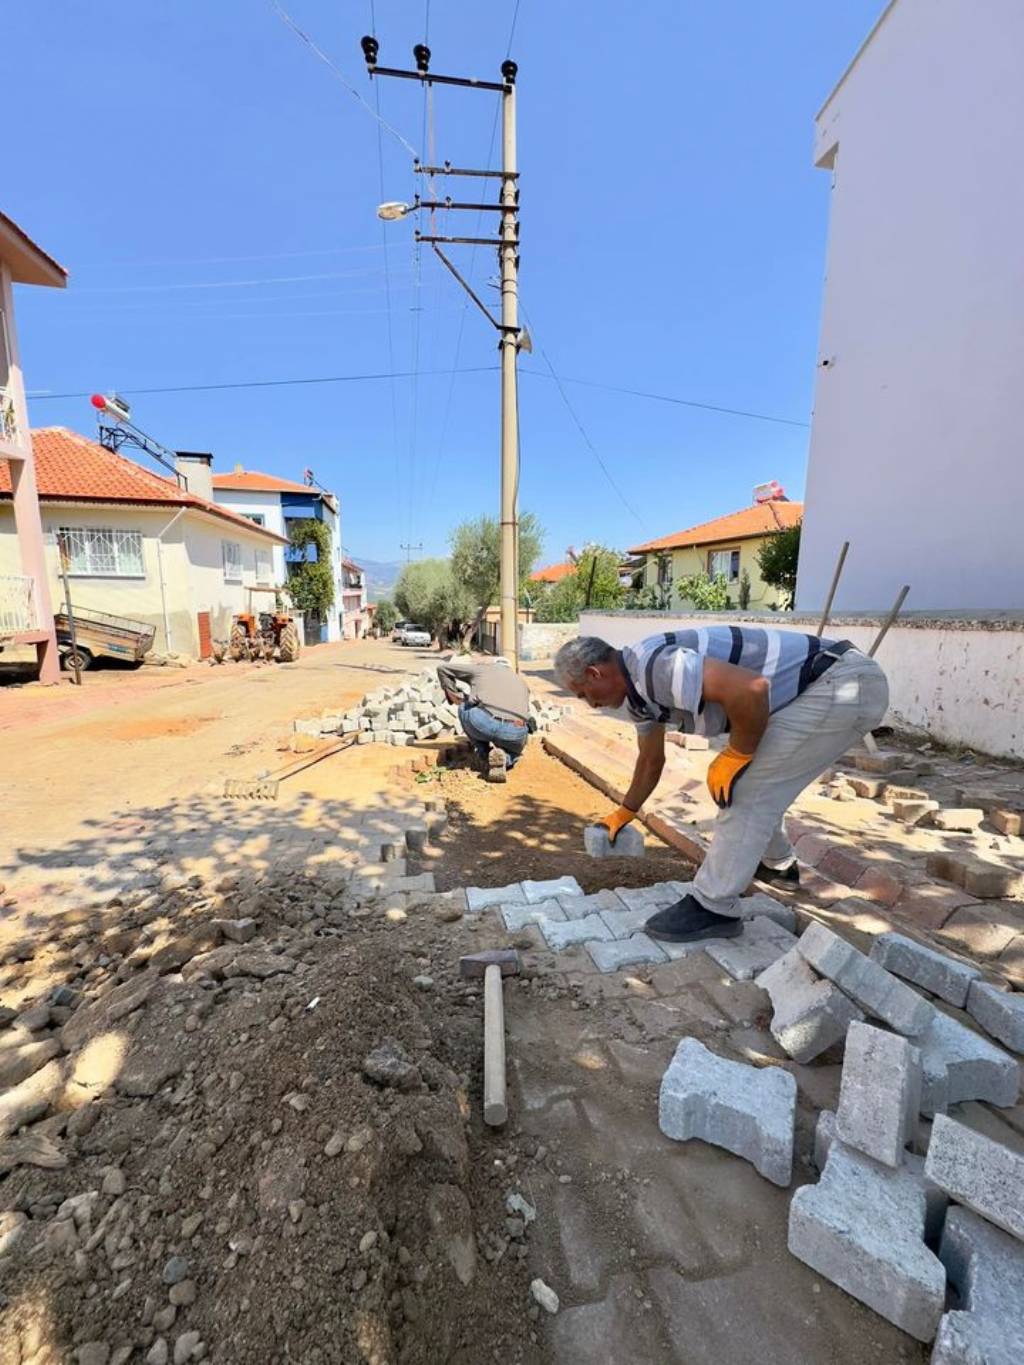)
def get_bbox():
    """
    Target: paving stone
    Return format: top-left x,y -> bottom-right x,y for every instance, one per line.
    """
788,1140 -> 946,1342
933,1206 -> 1024,1365
735,892 -> 797,933
539,914 -> 615,952
465,883 -> 525,913
598,905 -> 659,938
928,852 -> 1024,900
925,1112 -> 1024,1241
586,934 -> 667,973
756,947 -> 864,1063
499,899 -> 566,933
813,1110 -> 947,1242
851,750 -> 906,774
697,977 -> 771,1026
658,1036 -> 796,1186
835,1021 -> 921,1166
797,921 -> 934,1035
940,903 -> 1024,958
932,808 -> 986,832
967,981 -> 1024,1054
891,798 -> 940,825
557,888 -> 626,920
883,784 -> 931,804
583,823 -> 645,858
817,845 -> 871,886
918,1011 -> 1020,1116
704,916 -> 799,982
522,876 -> 583,903
848,776 -> 886,798
851,864 -> 905,907
614,883 -> 679,913
893,882 -> 979,931
869,931 -> 982,1008
991,809 -> 1022,837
